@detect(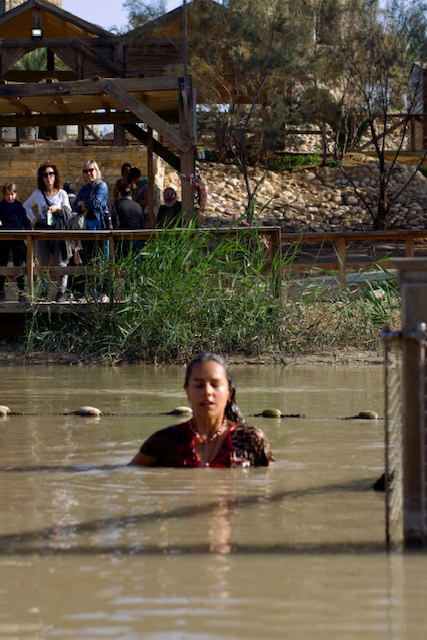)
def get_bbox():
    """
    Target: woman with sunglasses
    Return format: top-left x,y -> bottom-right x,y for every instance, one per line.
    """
23,163 -> 71,301
70,160 -> 109,300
